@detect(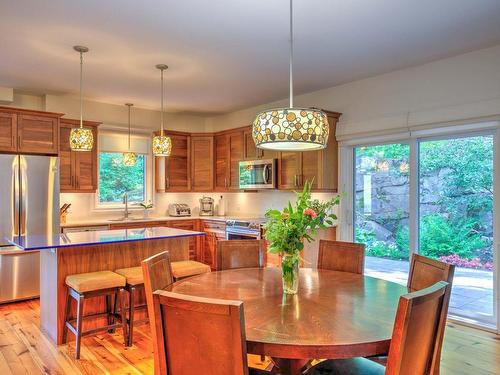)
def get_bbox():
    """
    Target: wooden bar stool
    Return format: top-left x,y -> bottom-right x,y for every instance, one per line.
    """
115,266 -> 149,346
63,271 -> 128,359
